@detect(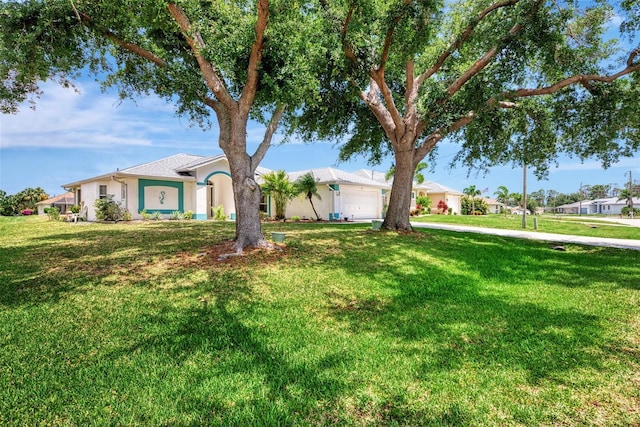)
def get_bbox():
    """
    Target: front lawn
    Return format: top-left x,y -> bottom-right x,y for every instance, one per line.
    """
412,214 -> 640,240
1,217 -> 639,425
